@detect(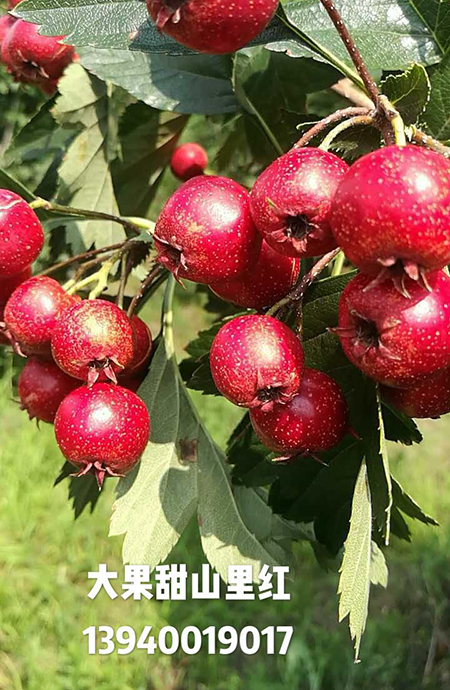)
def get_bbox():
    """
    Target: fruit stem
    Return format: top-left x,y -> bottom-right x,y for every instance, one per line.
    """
318,114 -> 376,152
127,265 -> 165,318
65,247 -> 125,298
116,253 -> 130,310
295,107 -> 371,148
162,274 -> 176,357
409,126 -> 450,158
39,240 -> 133,277
378,95 -> 406,147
